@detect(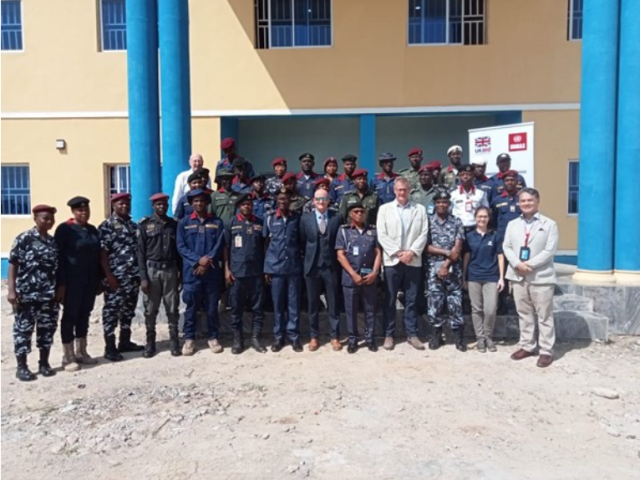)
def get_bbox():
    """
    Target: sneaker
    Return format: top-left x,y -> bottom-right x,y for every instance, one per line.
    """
182,340 -> 196,356
208,339 -> 223,354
